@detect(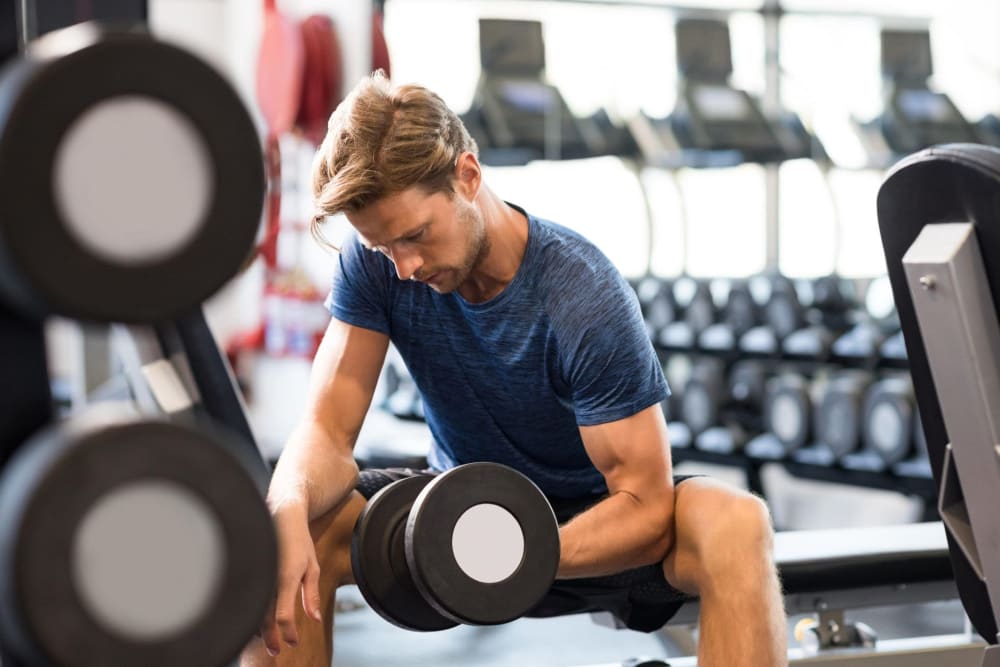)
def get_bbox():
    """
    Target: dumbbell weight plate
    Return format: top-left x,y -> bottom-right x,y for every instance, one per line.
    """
862,377 -> 914,466
0,405 -> 276,667
351,476 -> 458,631
405,462 -> 559,626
